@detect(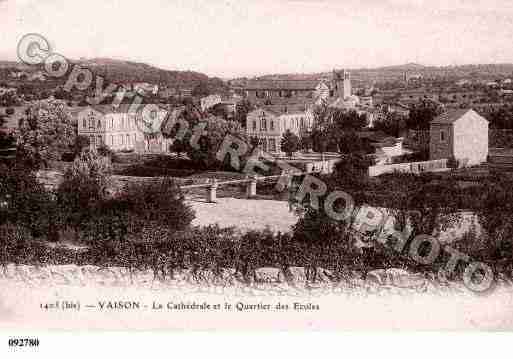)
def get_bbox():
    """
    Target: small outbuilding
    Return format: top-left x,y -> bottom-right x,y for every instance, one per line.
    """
430,109 -> 489,166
